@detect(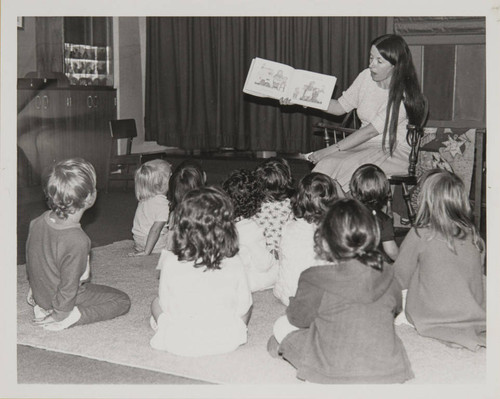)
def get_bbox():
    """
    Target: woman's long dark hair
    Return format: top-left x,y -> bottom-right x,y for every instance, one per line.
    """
372,34 -> 425,155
